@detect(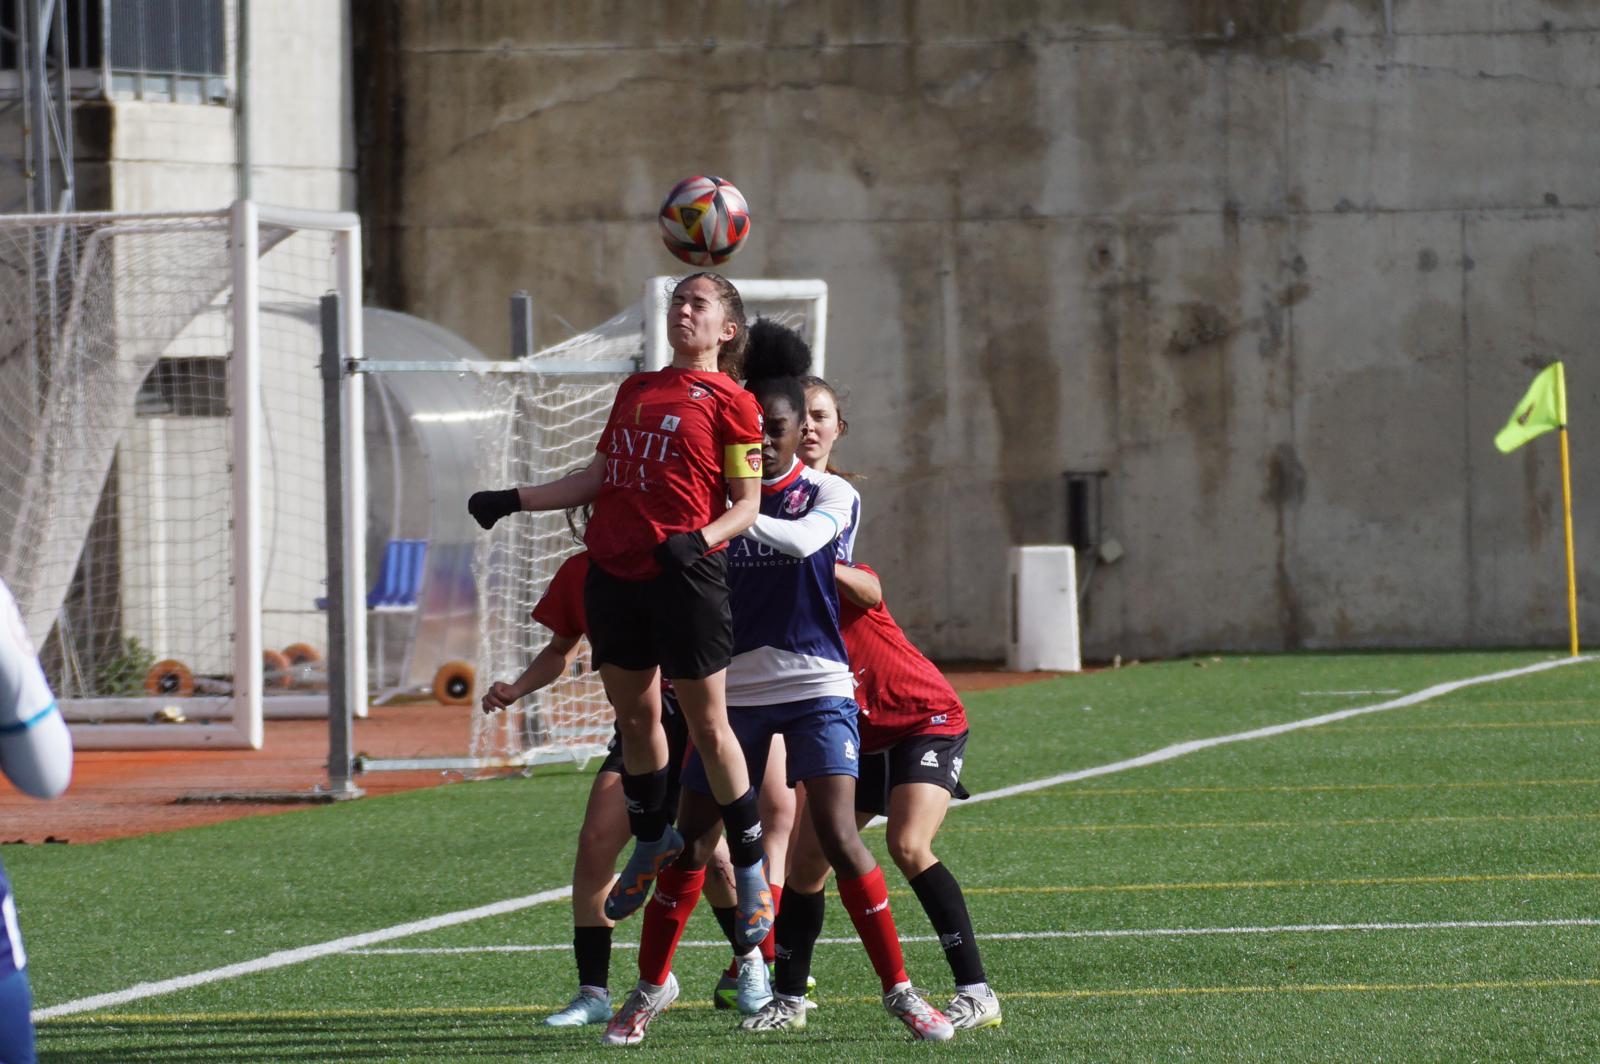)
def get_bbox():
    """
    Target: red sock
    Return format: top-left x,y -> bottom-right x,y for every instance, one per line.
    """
637,865 -> 705,986
759,883 -> 783,964
836,866 -> 907,992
